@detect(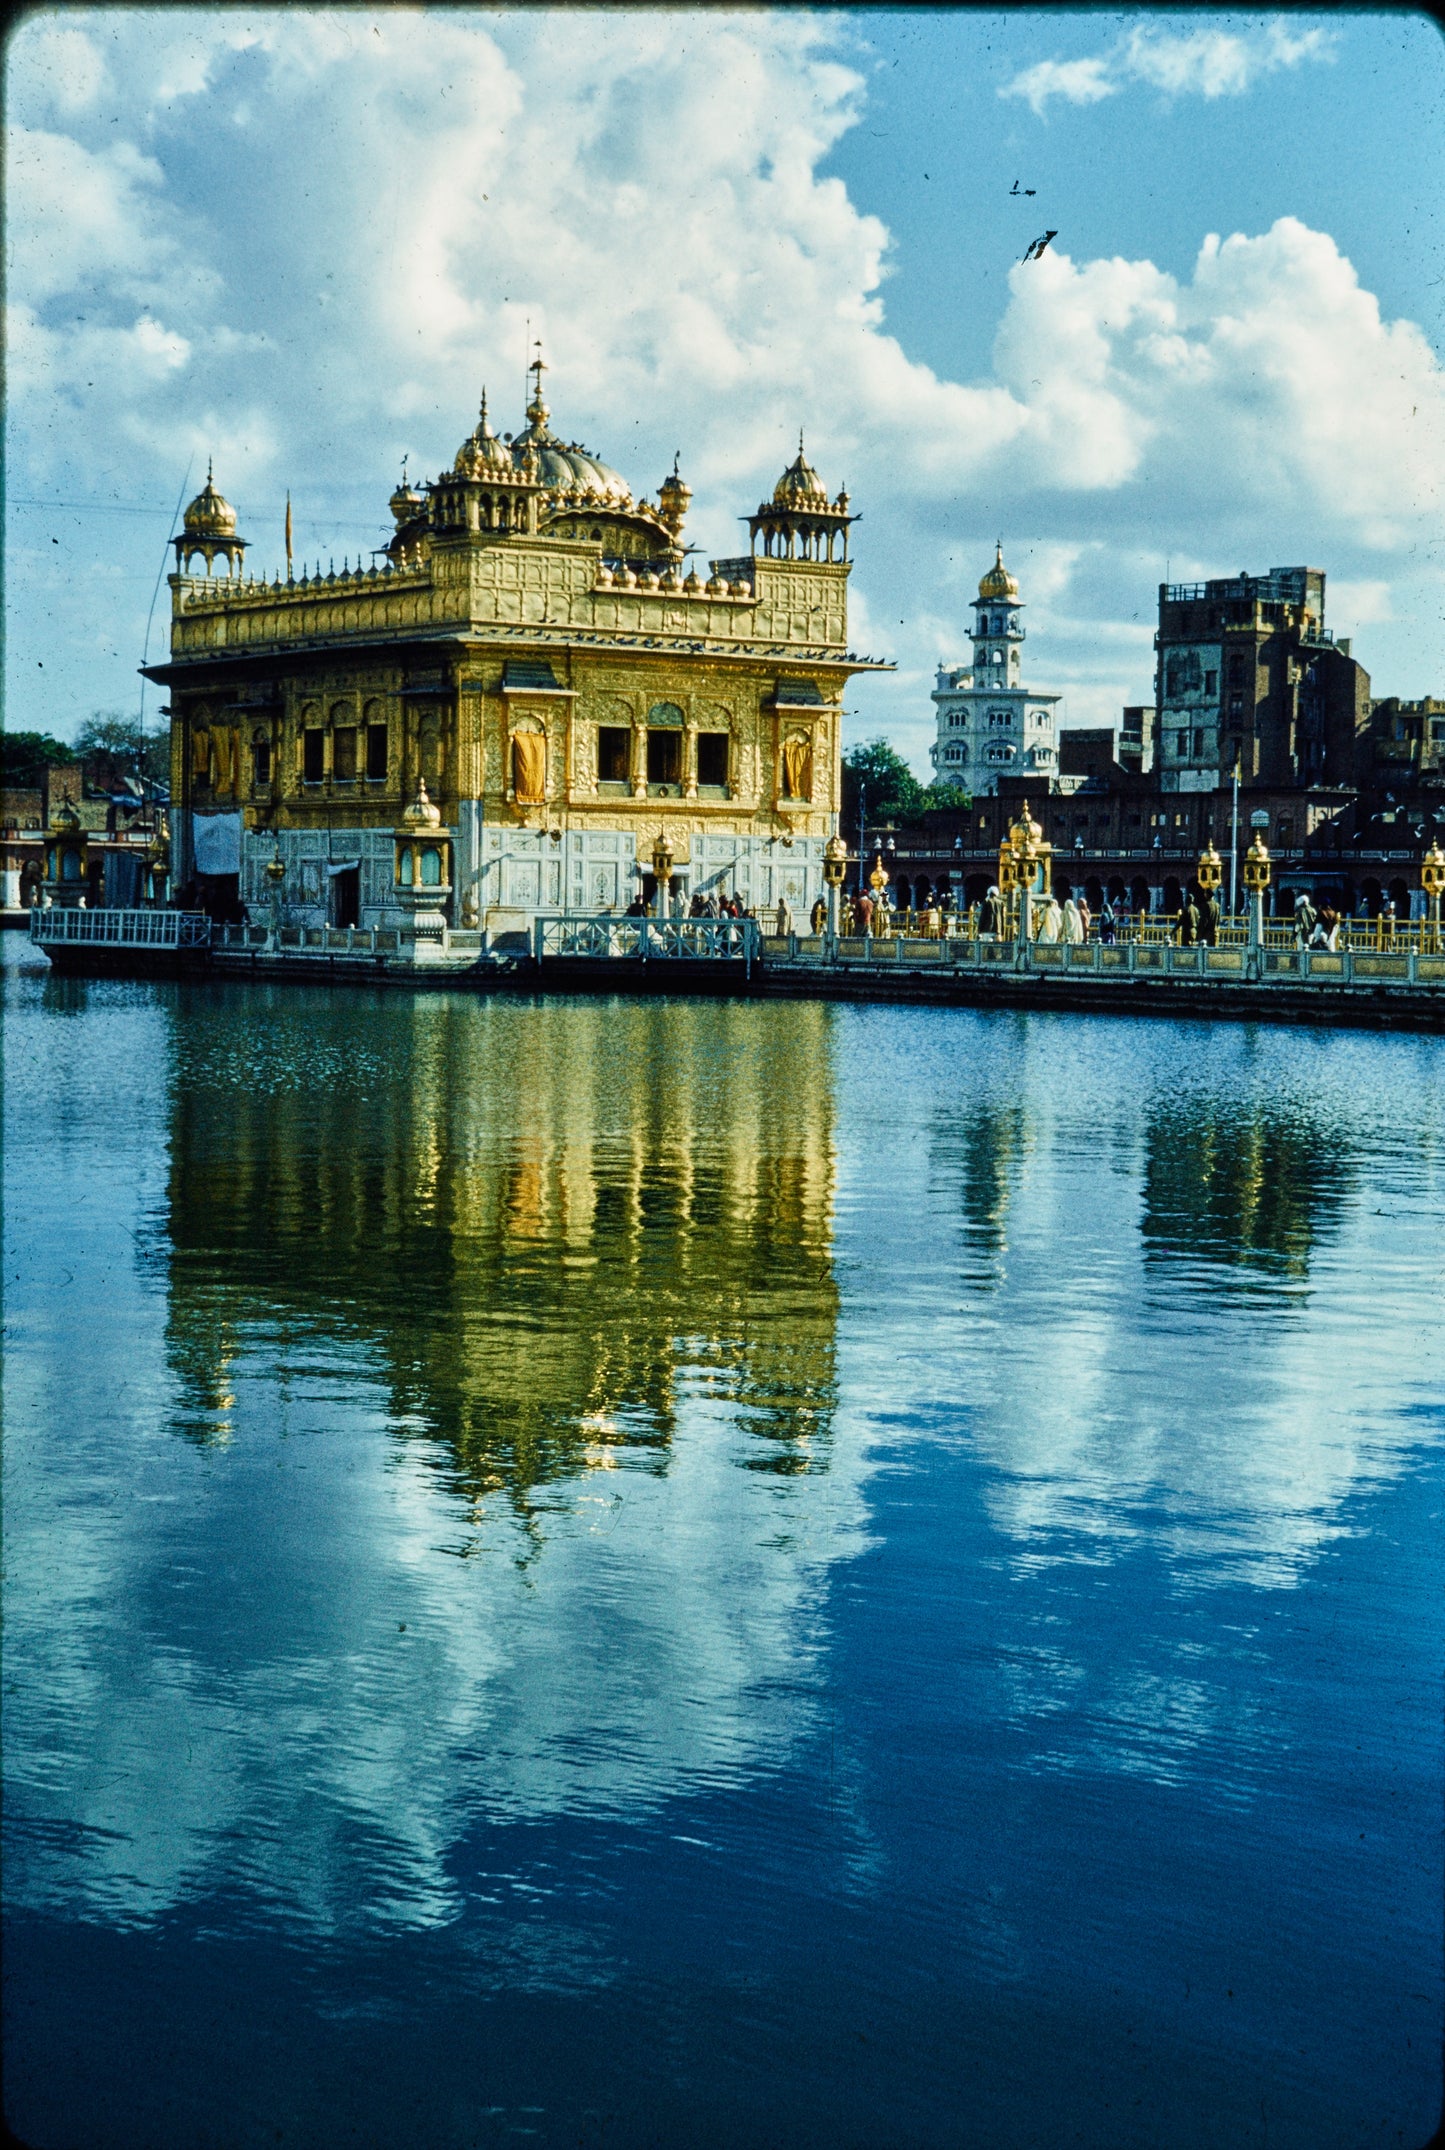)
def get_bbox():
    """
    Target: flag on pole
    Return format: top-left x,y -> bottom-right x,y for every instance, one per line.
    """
285,491 -> 293,576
